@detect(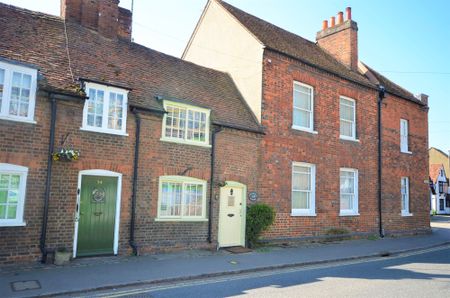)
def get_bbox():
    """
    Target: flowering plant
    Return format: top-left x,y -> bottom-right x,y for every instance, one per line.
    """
52,148 -> 80,161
